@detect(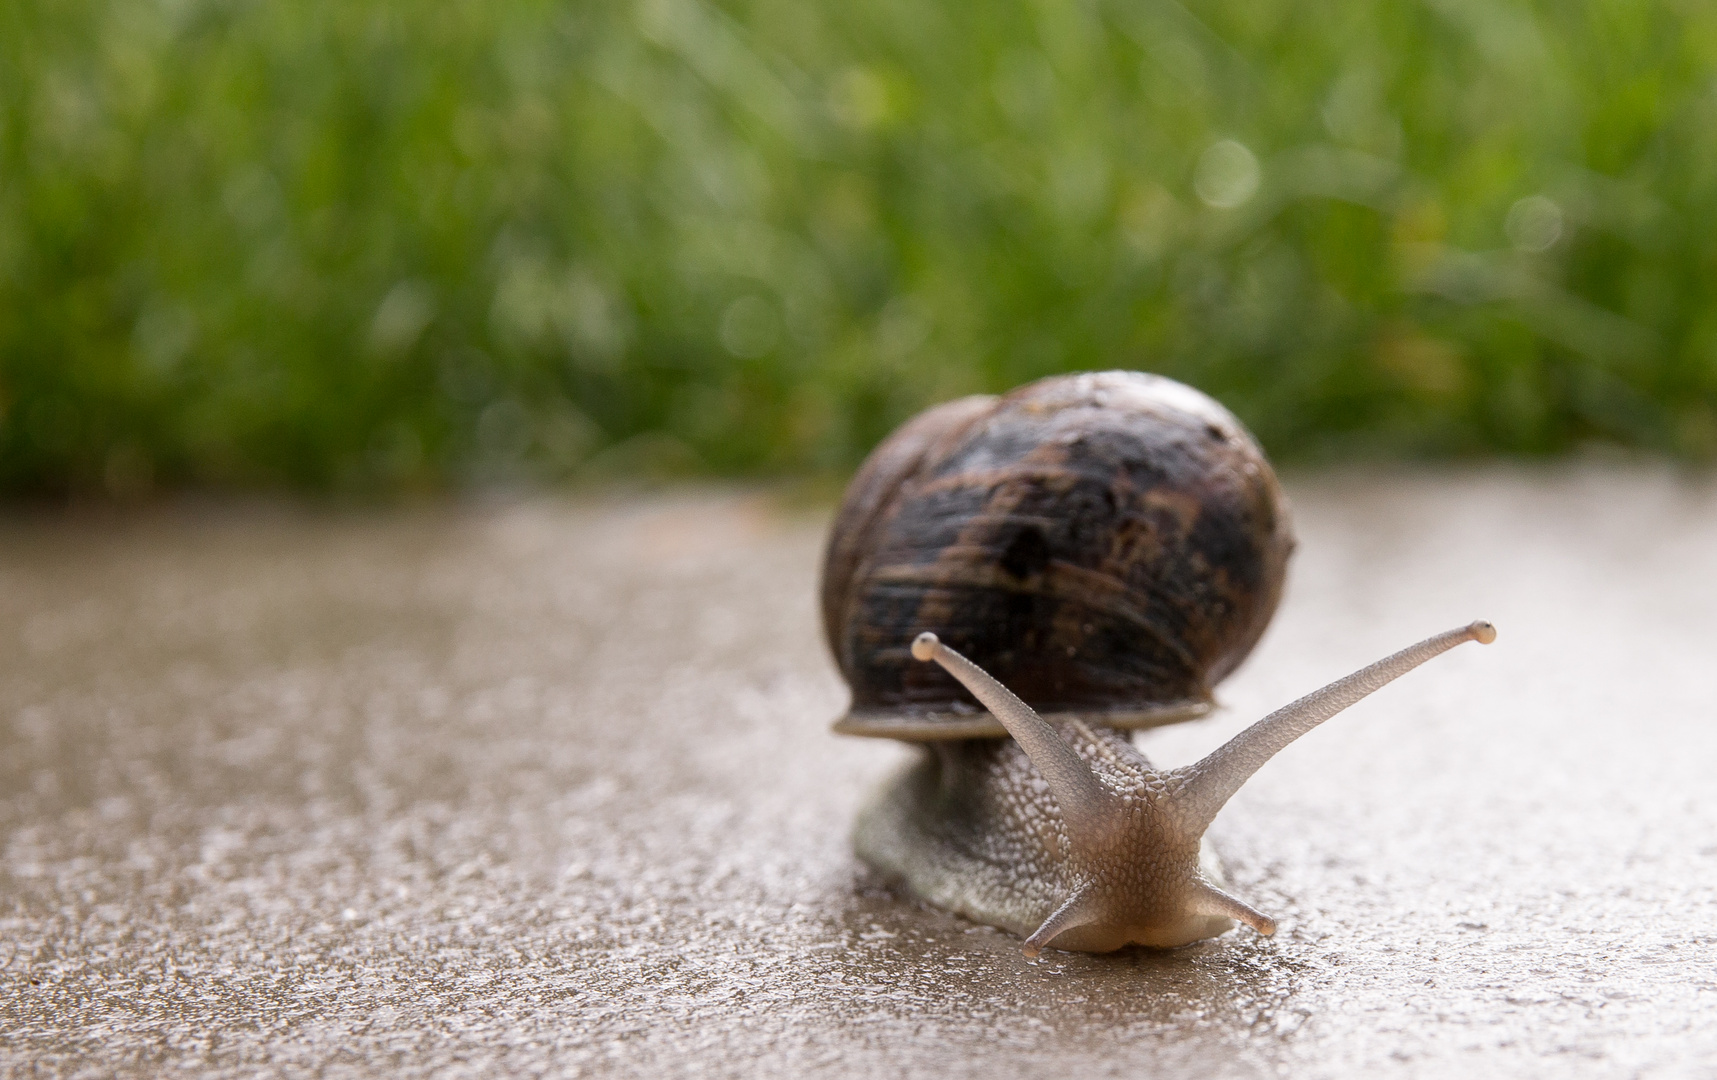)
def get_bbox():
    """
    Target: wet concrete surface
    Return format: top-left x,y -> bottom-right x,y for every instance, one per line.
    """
2,467 -> 1715,1078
